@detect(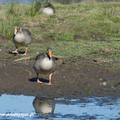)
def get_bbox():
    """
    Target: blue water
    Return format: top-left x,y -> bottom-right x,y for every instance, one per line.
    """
0,0 -> 30,4
0,94 -> 120,119
0,0 -> 82,4
0,0 -> 119,4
